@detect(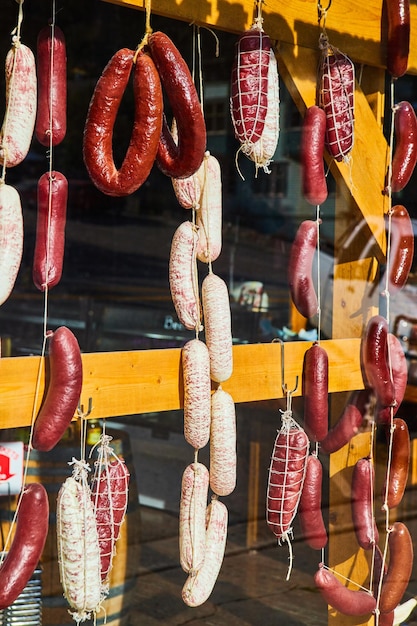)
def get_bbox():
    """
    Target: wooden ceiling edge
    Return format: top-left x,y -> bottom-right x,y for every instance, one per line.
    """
100,0 -> 417,75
